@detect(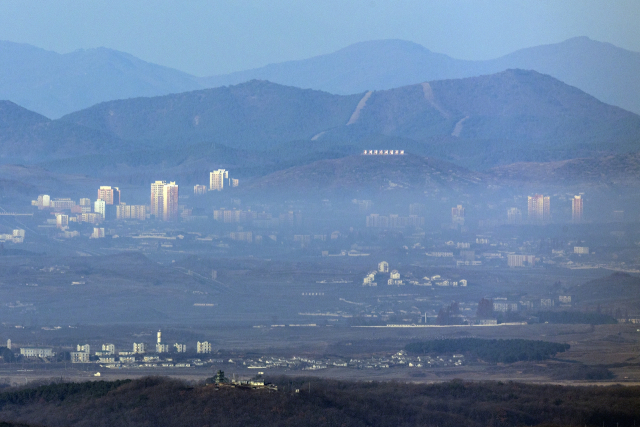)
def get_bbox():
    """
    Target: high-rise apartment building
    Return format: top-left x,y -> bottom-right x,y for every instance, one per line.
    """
572,195 -> 583,222
163,182 -> 179,221
527,195 -> 550,222
150,181 -> 179,221
150,181 -> 165,218
97,186 -> 120,205
94,199 -> 106,219
210,169 -> 229,191
116,204 -> 147,220
79,198 -> 92,213
507,207 -> 522,224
